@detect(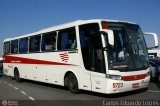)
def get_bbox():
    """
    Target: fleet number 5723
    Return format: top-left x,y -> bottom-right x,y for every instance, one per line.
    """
113,83 -> 123,88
